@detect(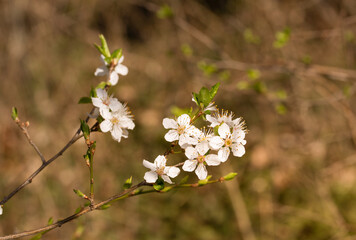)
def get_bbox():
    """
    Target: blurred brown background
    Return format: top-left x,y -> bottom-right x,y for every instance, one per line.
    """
1,0 -> 356,239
